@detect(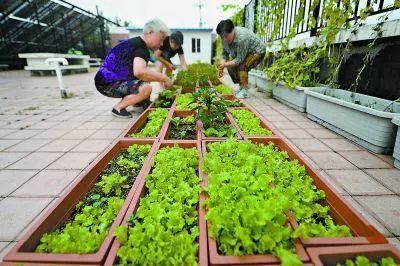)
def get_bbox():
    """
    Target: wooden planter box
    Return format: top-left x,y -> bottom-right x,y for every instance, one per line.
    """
201,138 -> 387,253
227,106 -> 279,139
104,141 -> 208,266
306,87 -> 400,154
160,110 -> 201,141
3,139 -> 158,265
121,108 -> 172,140
307,244 -> 400,266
